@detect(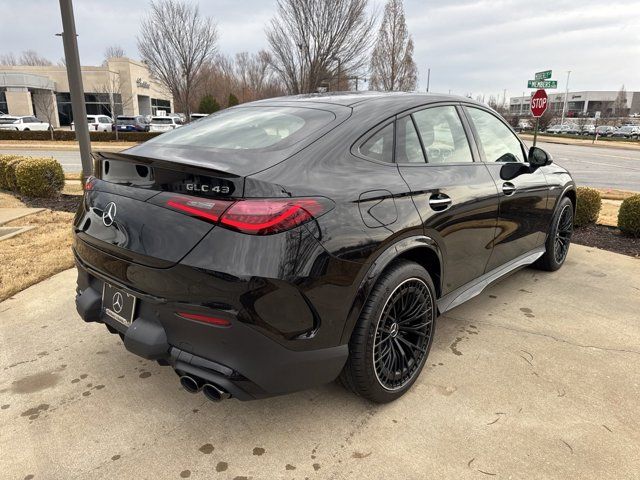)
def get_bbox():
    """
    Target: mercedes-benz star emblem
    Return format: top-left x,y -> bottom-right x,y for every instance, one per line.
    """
112,292 -> 124,314
102,202 -> 117,227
